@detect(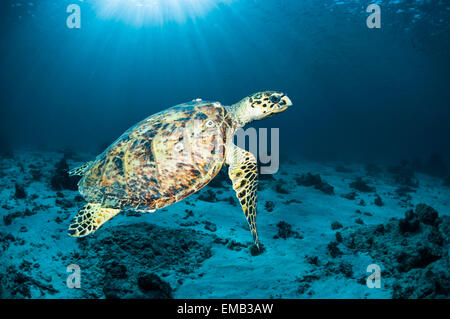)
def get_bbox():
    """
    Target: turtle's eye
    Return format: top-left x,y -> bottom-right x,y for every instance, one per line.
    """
205,120 -> 215,128
270,95 -> 281,104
